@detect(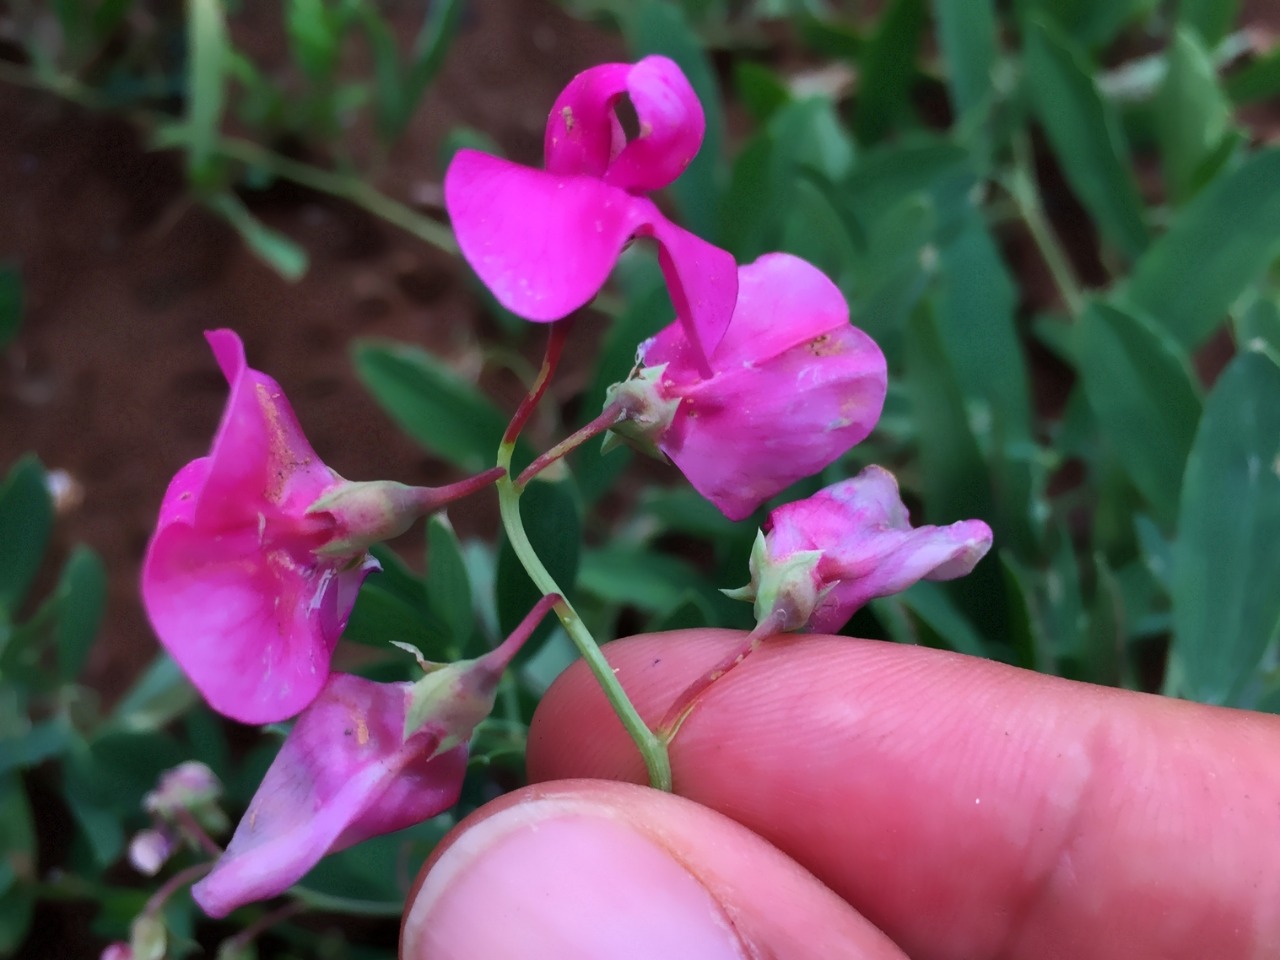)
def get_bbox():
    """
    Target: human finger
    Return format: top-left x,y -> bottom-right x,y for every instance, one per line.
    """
528,630 -> 1280,960
400,778 -> 906,959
